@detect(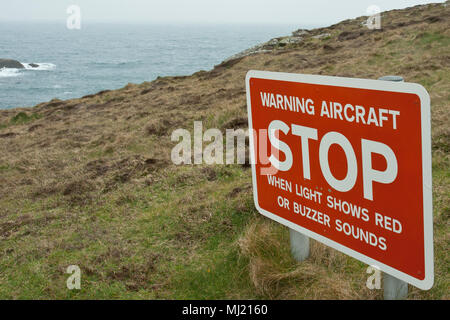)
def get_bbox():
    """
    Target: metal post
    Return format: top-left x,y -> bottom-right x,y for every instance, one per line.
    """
289,229 -> 310,262
378,75 -> 408,300
383,273 -> 408,300
378,75 -> 405,82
